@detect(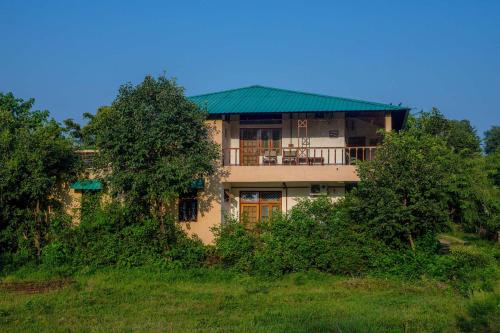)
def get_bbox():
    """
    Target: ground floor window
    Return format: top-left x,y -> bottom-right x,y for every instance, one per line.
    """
240,191 -> 281,224
179,190 -> 198,222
